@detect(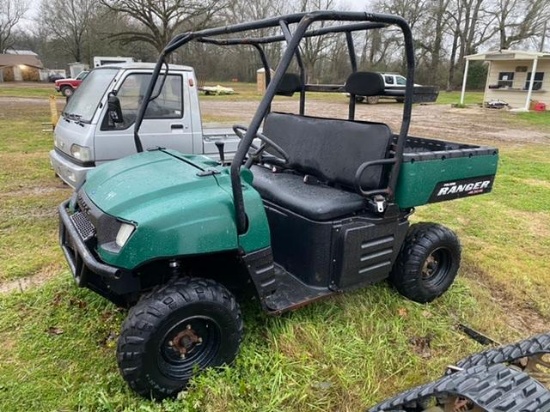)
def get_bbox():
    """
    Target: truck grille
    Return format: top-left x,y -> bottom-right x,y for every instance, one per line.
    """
70,211 -> 96,241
